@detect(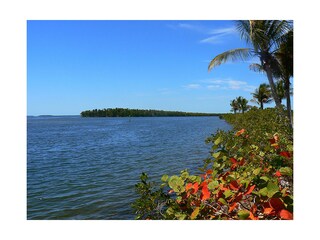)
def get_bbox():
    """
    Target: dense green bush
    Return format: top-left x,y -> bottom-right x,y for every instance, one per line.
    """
132,108 -> 293,220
